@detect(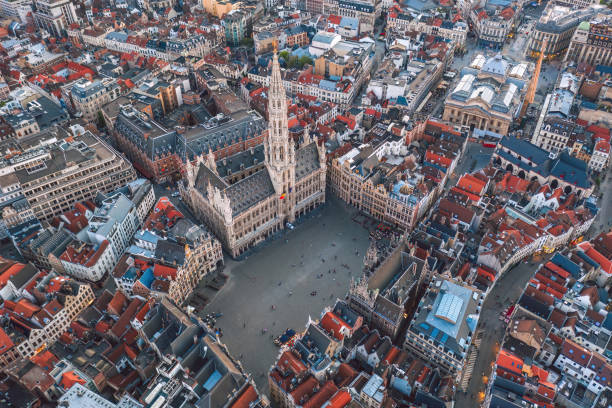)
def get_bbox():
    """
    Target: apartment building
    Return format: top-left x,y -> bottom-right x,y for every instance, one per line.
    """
528,5 -> 603,59
86,194 -> 140,263
533,117 -> 580,153
0,270 -> 95,368
113,197 -> 223,304
403,277 -> 483,376
5,130 -> 137,222
554,0 -> 598,9
5,111 -> 40,138
323,0 -> 379,33
32,0 -> 78,38
223,9 -> 252,47
69,78 -> 121,122
565,12 -> 612,66
59,240 -> 115,282
102,179 -> 156,226
470,2 -> 518,49
589,139 -> 610,172
387,12 -> 468,49
329,142 -> 438,232
0,0 -> 31,21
